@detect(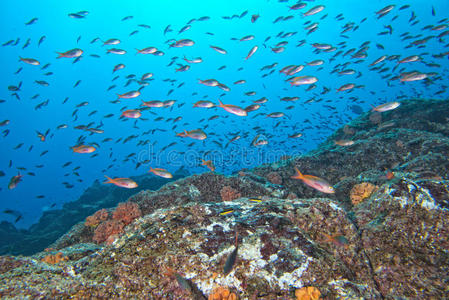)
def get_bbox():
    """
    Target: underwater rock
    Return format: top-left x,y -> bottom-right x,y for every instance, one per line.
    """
349,182 -> 378,206
354,179 -> 449,298
0,172 -> 185,256
0,99 -> 448,298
